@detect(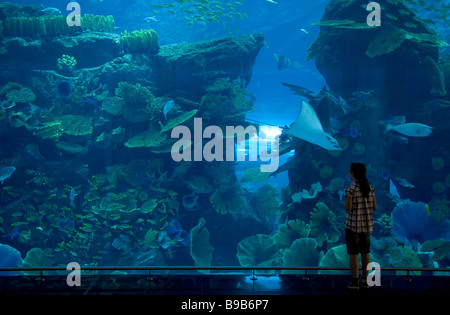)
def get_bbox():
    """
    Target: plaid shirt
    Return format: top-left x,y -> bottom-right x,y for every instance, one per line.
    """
345,181 -> 375,234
